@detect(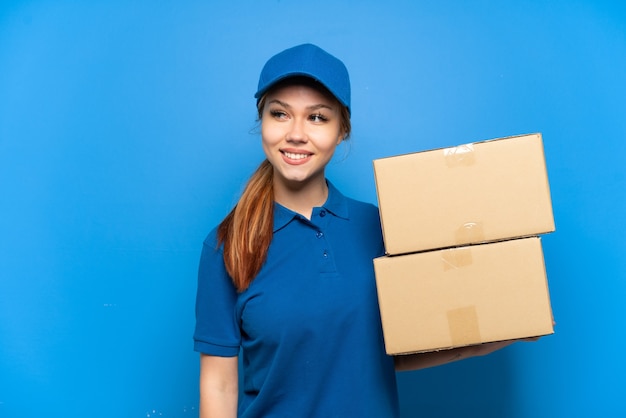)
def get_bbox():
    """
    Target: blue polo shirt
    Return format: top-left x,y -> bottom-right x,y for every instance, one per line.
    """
194,181 -> 399,417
